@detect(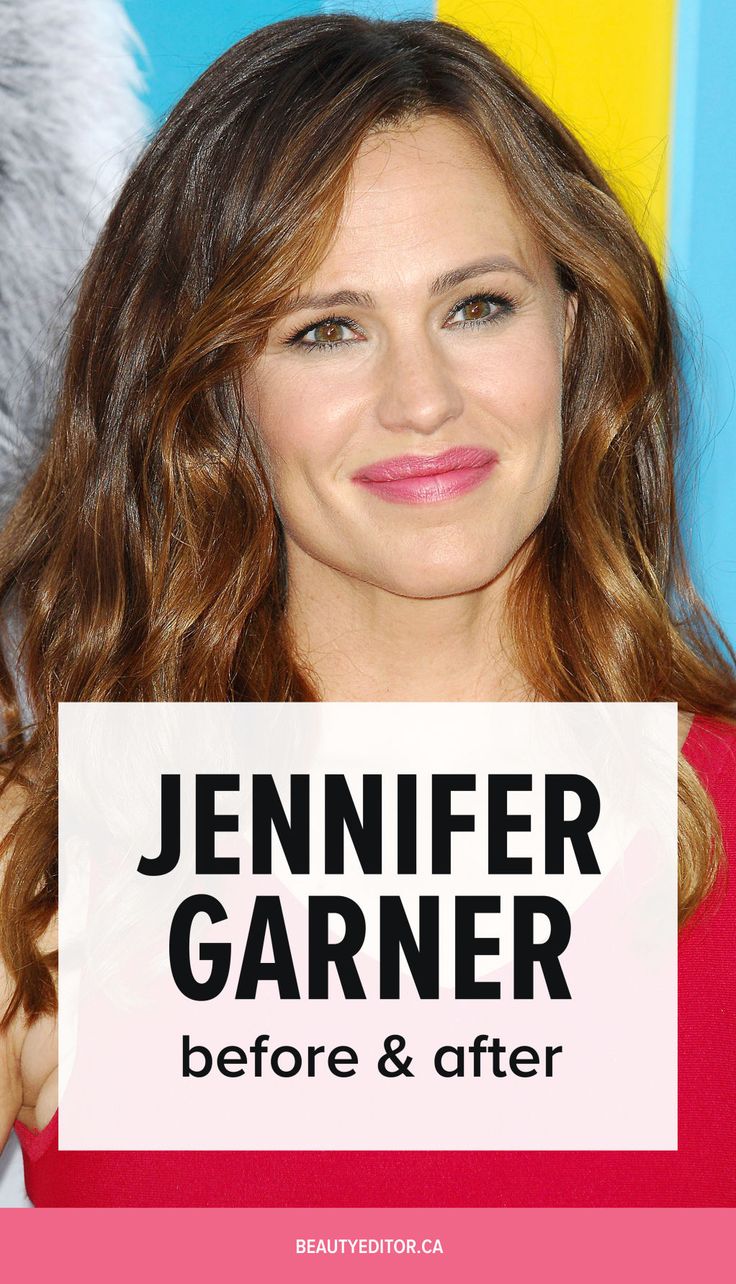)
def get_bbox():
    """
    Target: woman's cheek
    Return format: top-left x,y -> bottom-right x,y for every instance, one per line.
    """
456,325 -> 561,428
